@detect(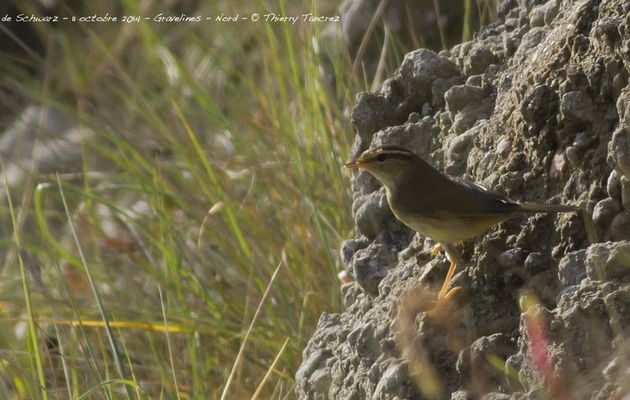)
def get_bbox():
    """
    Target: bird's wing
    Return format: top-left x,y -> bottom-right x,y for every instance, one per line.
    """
398,175 -> 520,219
438,176 -> 520,217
